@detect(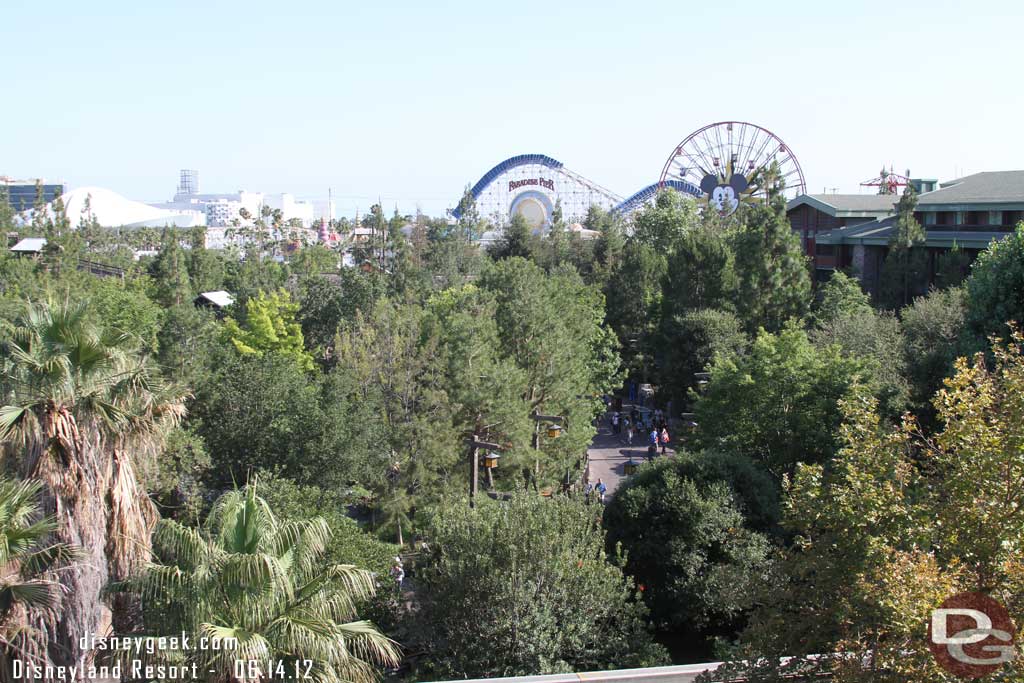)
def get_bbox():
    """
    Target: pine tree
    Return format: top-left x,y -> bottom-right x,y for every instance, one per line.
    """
455,185 -> 483,241
935,240 -> 970,290
29,181 -> 47,234
490,213 -> 533,260
546,198 -> 568,269
879,185 -> 927,309
152,228 -> 193,307
0,186 -> 15,232
590,205 -> 624,275
732,183 -> 811,333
